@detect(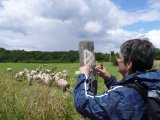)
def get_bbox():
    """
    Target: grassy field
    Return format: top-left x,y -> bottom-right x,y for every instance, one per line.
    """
153,60 -> 160,69
0,62 -> 121,120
